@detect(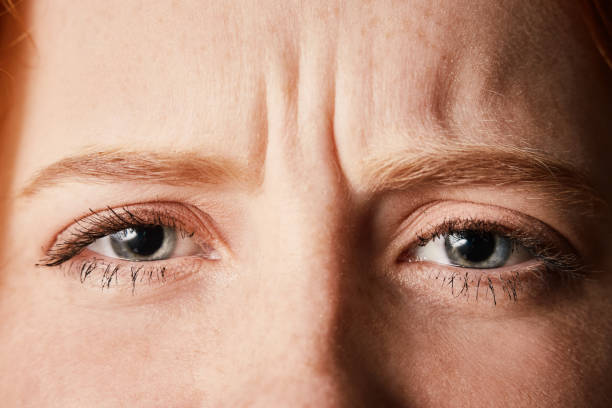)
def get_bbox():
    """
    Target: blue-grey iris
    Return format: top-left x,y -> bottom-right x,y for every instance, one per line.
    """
444,230 -> 512,268
109,226 -> 176,261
